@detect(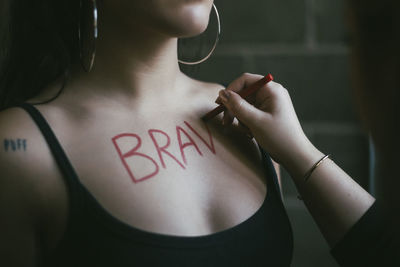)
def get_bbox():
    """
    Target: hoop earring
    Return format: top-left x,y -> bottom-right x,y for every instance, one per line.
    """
178,3 -> 221,66
78,0 -> 98,73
